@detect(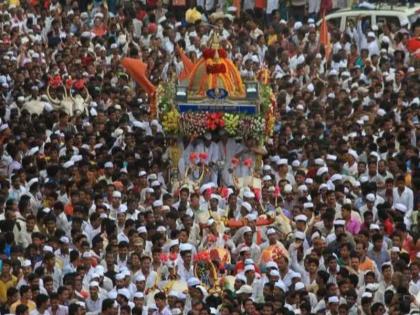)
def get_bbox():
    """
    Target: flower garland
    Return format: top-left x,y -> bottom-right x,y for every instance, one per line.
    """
194,251 -> 211,262
206,112 -> 225,130
157,82 -> 175,113
65,79 -> 73,90
224,113 -> 240,135
181,112 -> 207,136
158,83 -> 276,140
74,79 -> 86,90
162,108 -> 180,134
240,116 -> 265,139
49,75 -> 62,89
